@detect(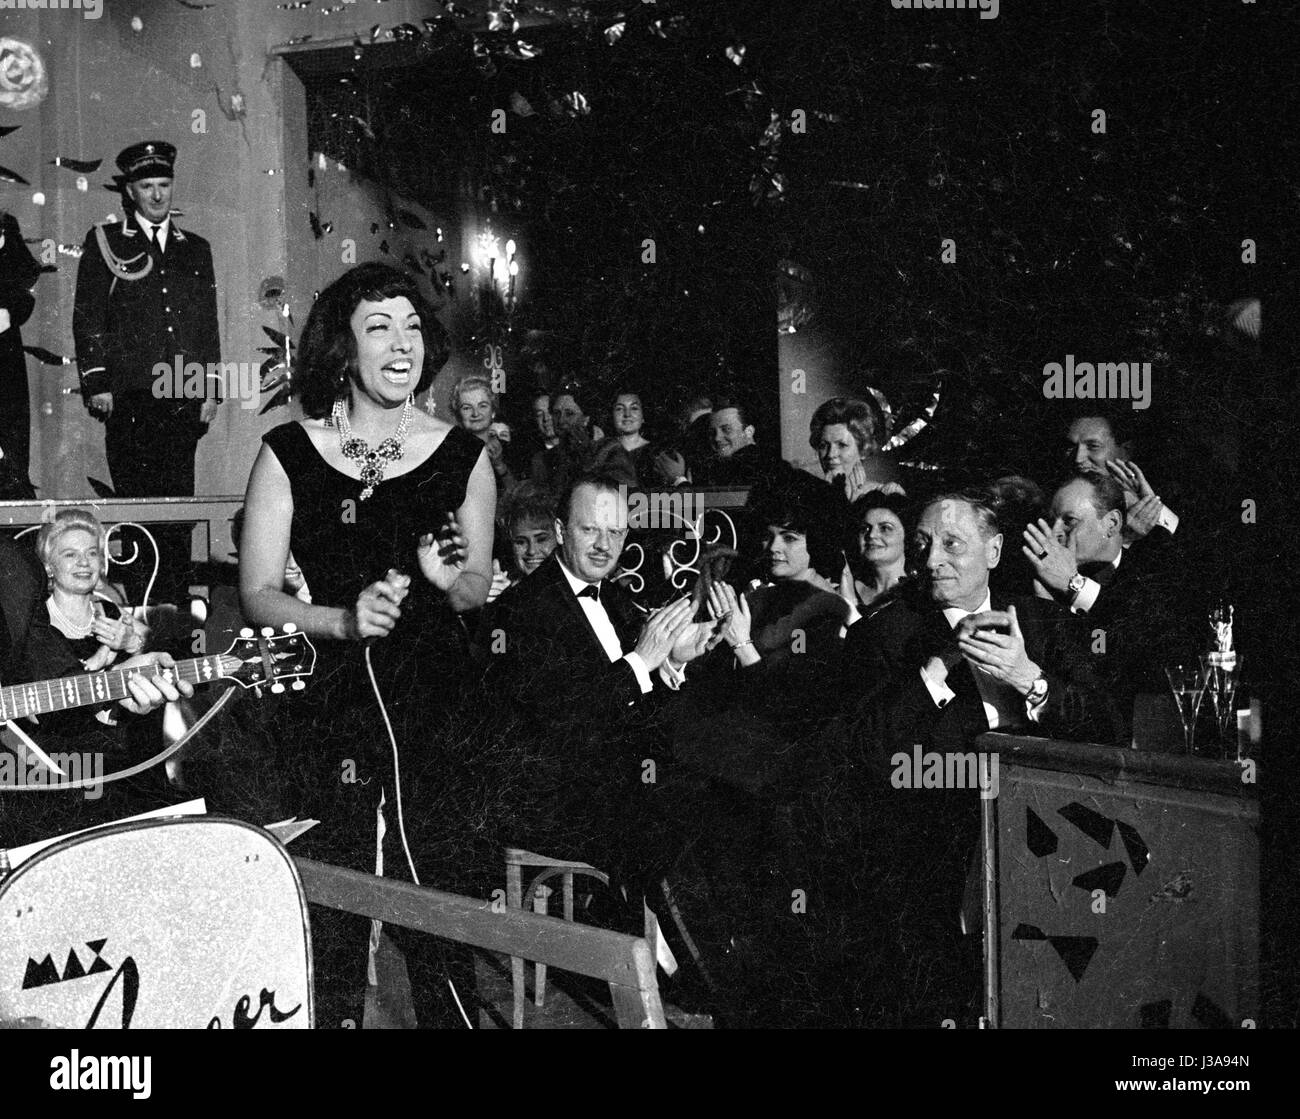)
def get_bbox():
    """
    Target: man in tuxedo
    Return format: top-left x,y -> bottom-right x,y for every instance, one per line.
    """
842,490 -> 1119,757
1024,473 -> 1191,740
487,473 -> 715,885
